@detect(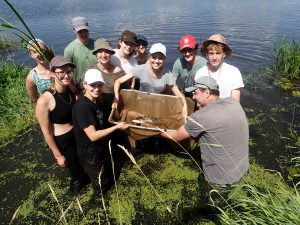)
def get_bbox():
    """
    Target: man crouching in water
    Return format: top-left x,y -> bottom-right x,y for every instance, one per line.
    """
162,76 -> 249,211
